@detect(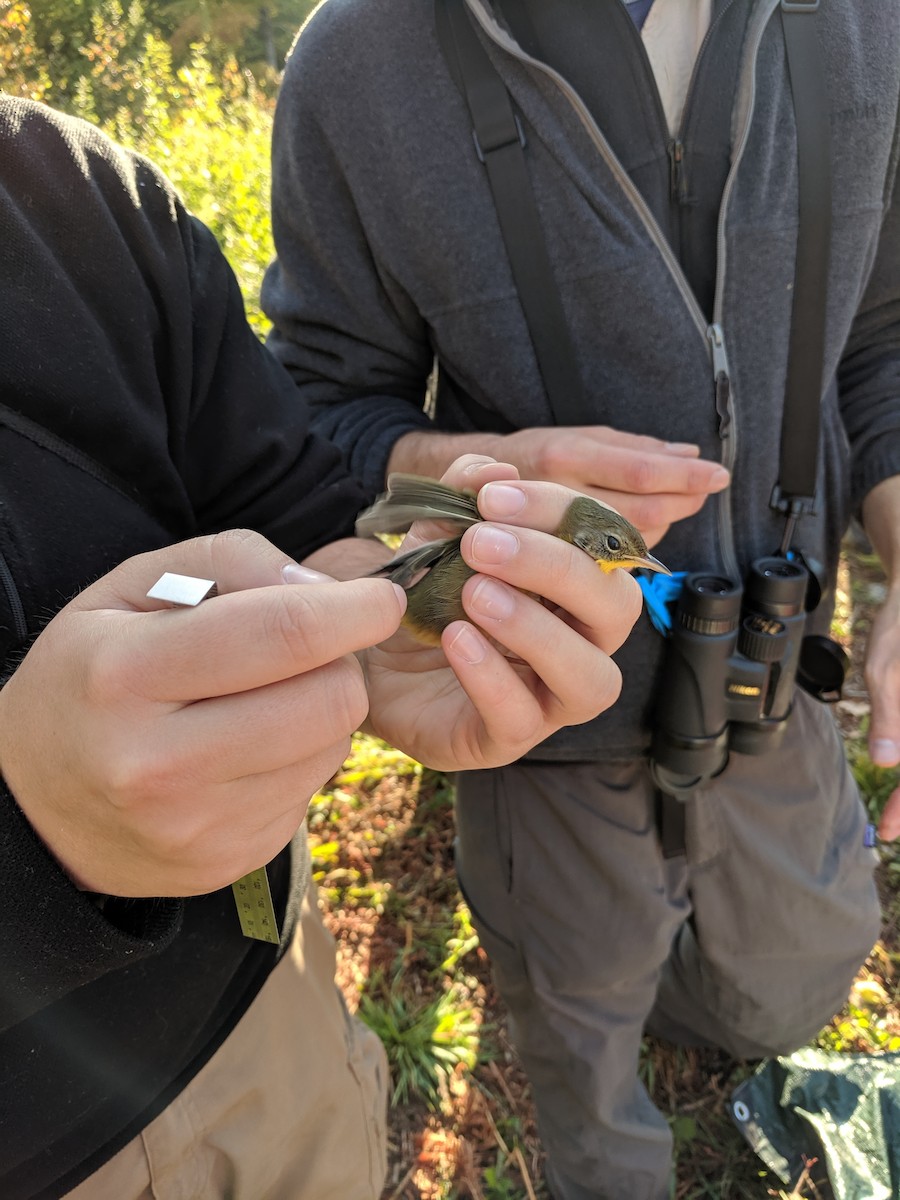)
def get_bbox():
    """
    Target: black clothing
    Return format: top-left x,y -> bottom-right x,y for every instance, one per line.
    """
0,96 -> 366,1199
